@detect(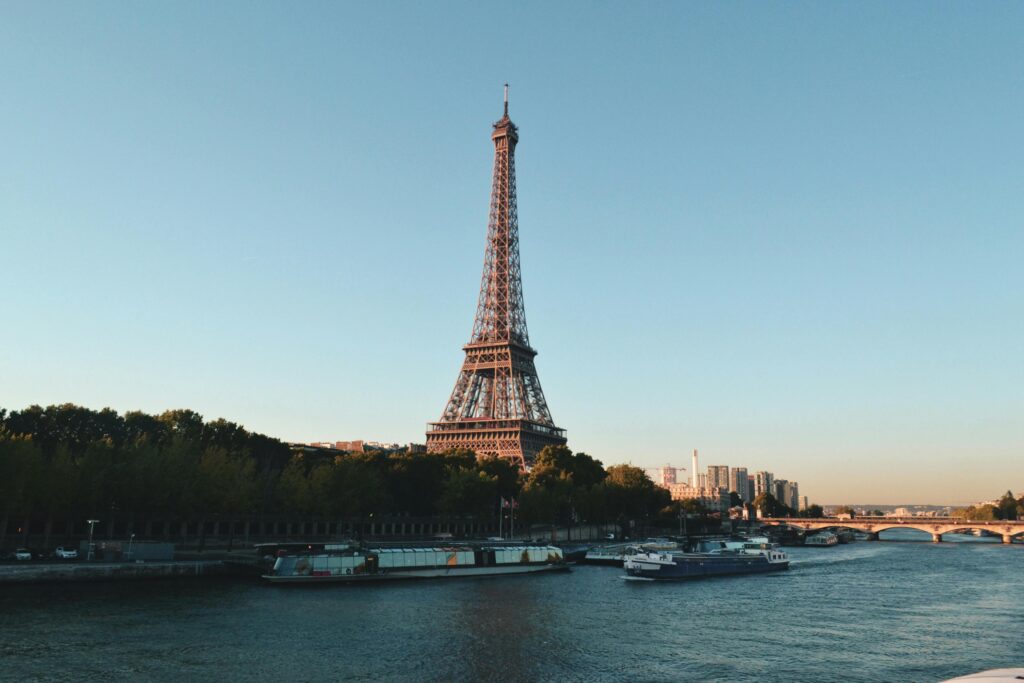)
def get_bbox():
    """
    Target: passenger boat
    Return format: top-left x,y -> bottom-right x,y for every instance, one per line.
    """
623,542 -> 789,581
261,542 -> 568,584
804,532 -> 840,547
